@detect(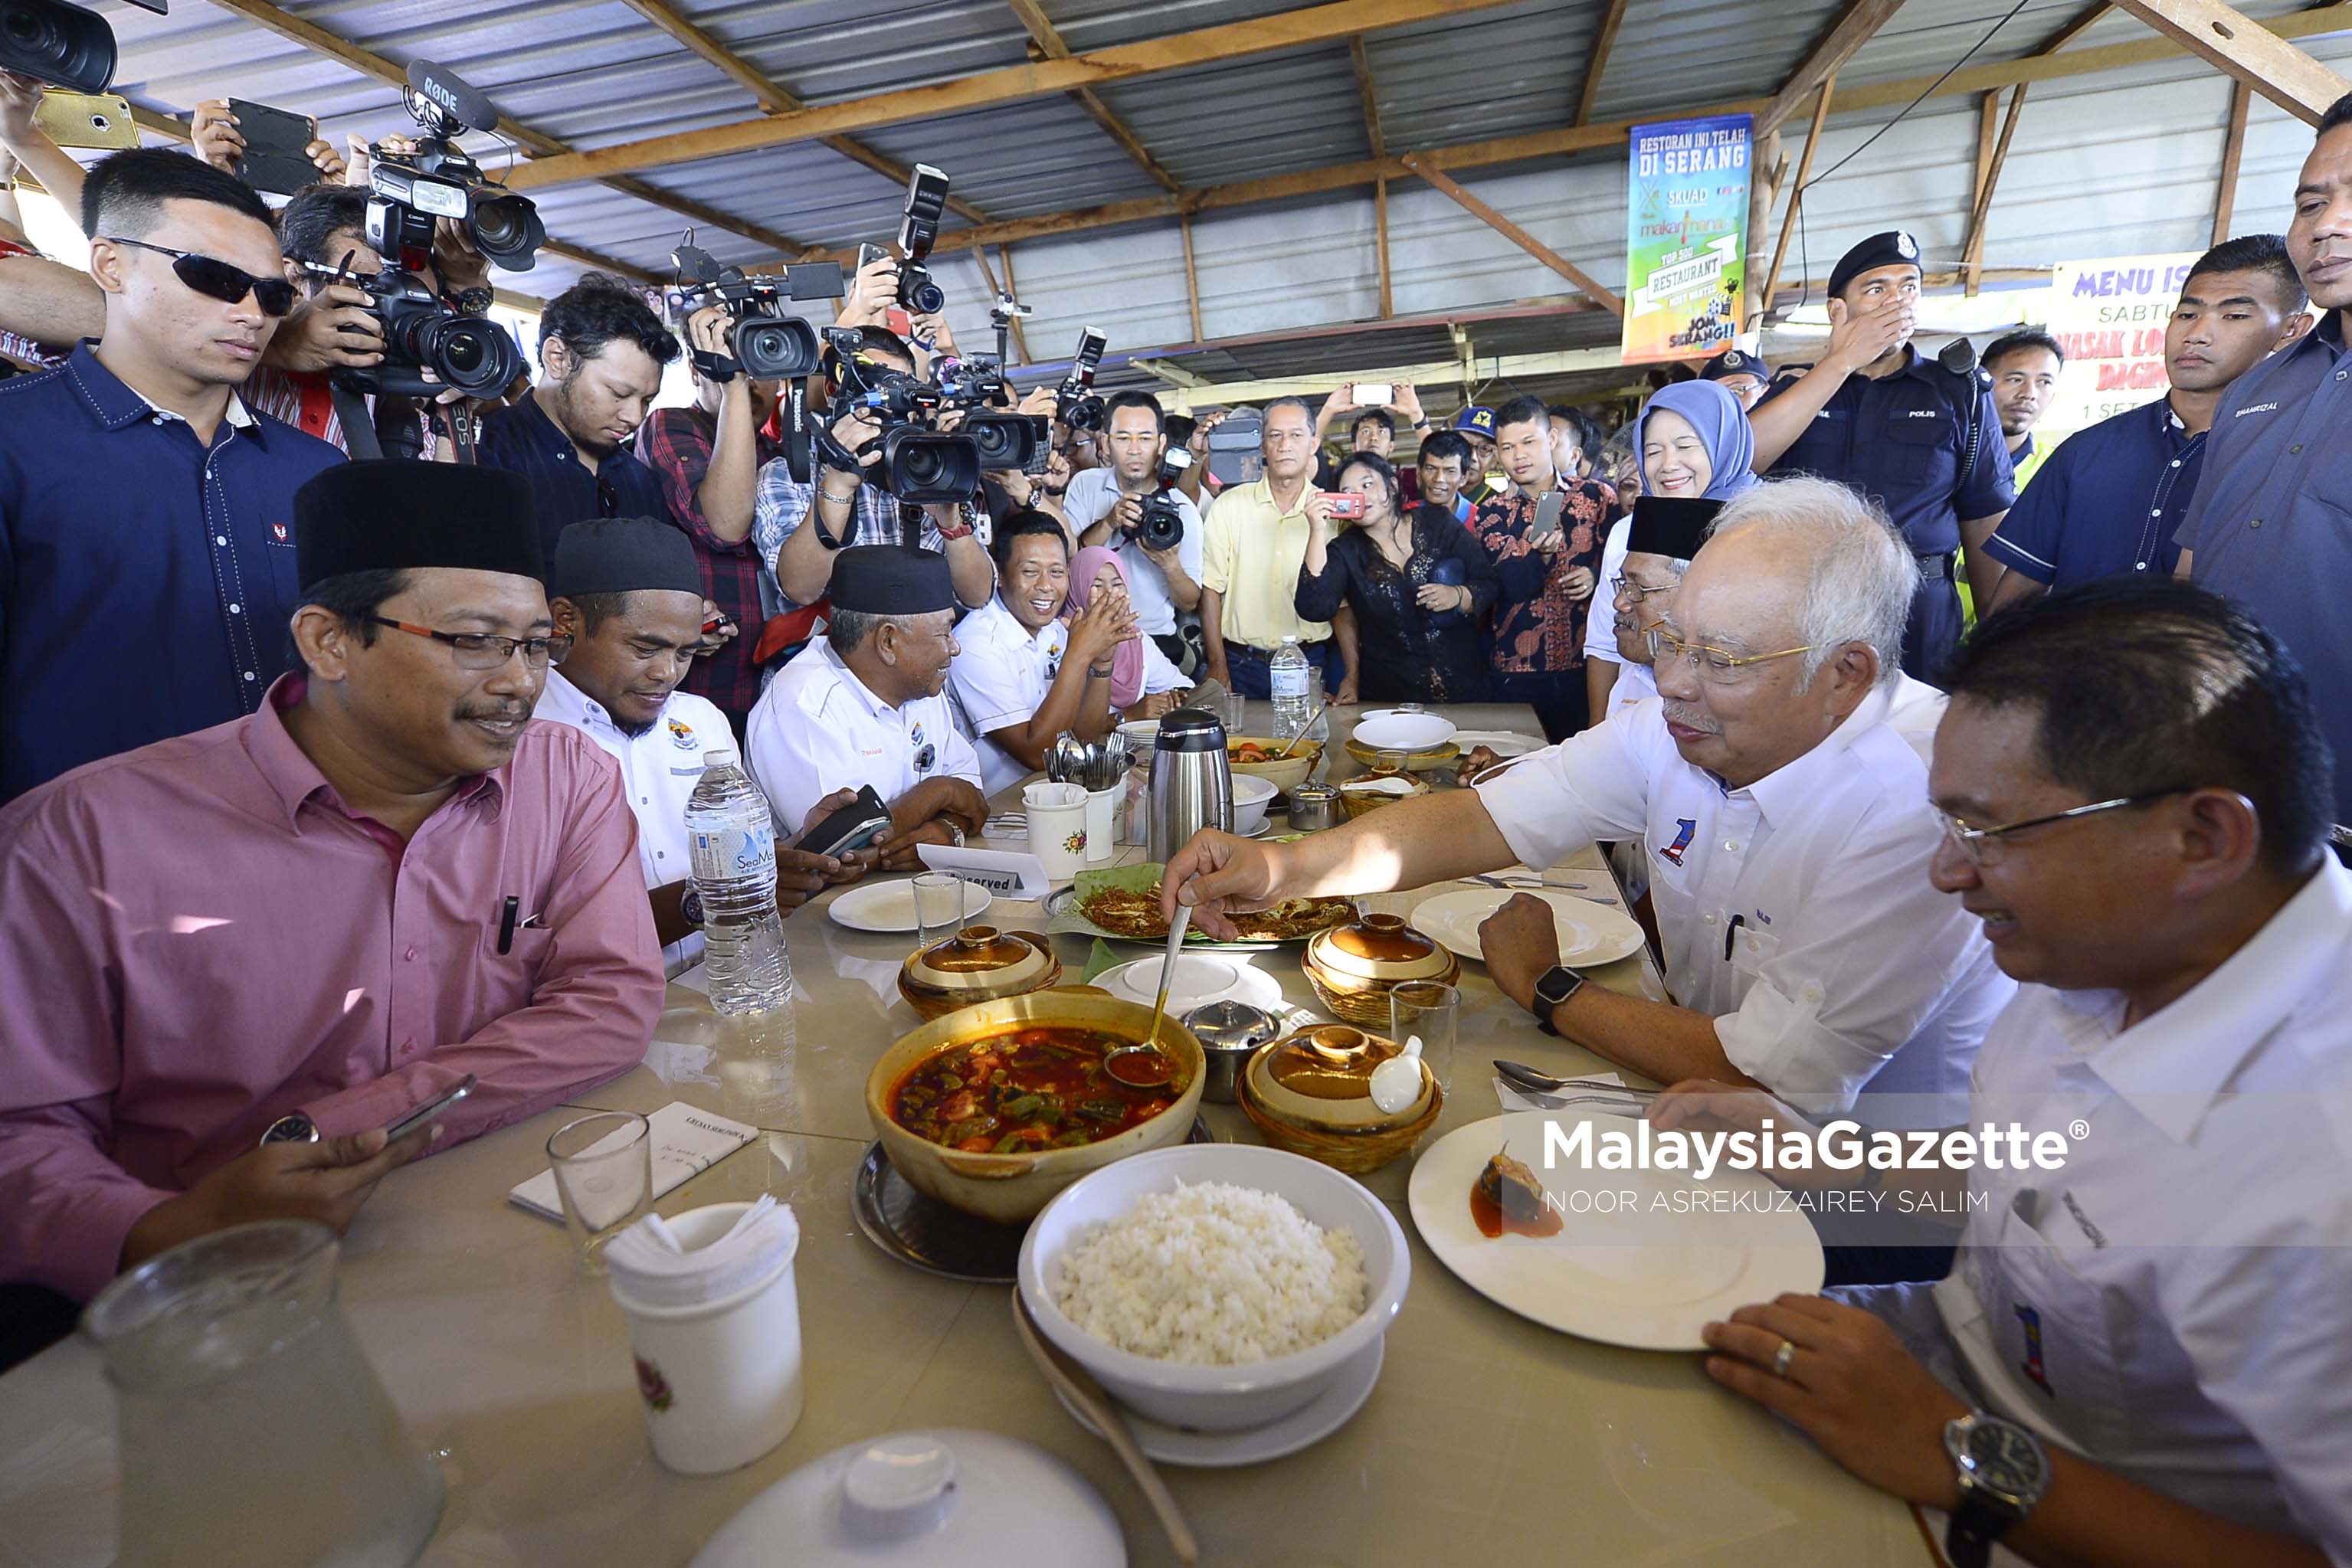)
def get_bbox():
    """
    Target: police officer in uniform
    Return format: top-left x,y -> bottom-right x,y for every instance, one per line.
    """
1748,231 -> 2015,680
1699,348 -> 1773,410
